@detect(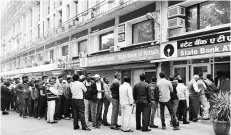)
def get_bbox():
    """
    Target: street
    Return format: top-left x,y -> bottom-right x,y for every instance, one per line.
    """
1,110 -> 215,135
